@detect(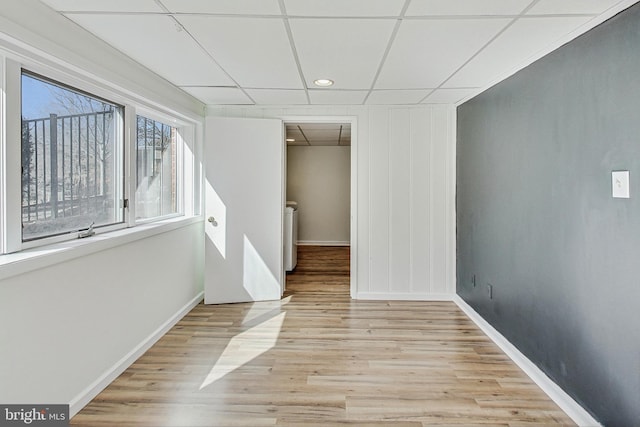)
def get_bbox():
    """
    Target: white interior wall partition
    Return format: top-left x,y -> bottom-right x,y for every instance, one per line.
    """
208,105 -> 456,300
